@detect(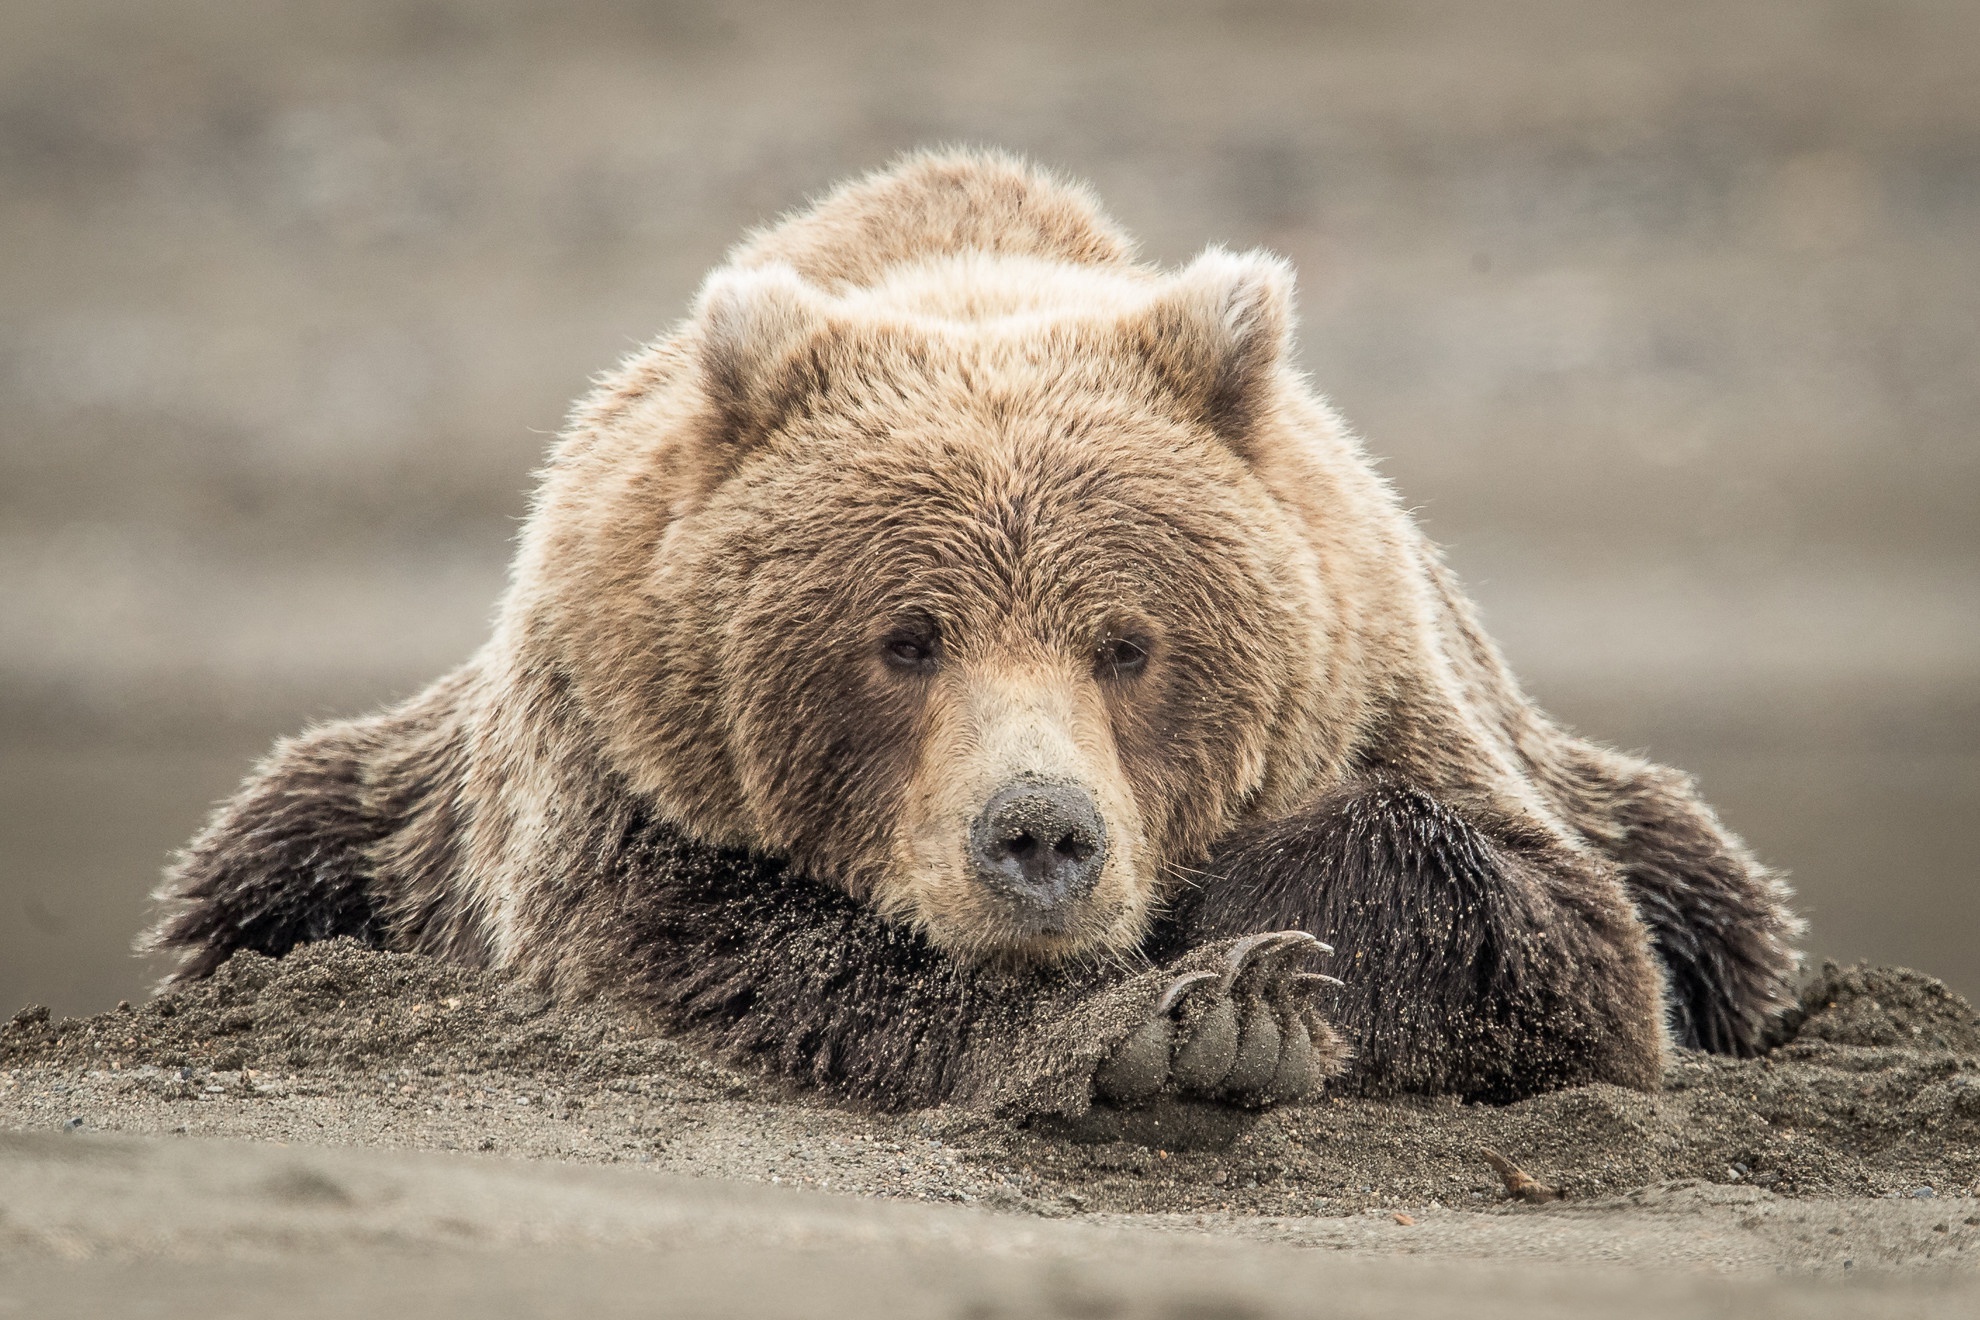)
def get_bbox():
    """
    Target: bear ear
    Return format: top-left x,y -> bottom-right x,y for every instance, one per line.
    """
693,263 -> 832,448
1128,247 -> 1296,456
